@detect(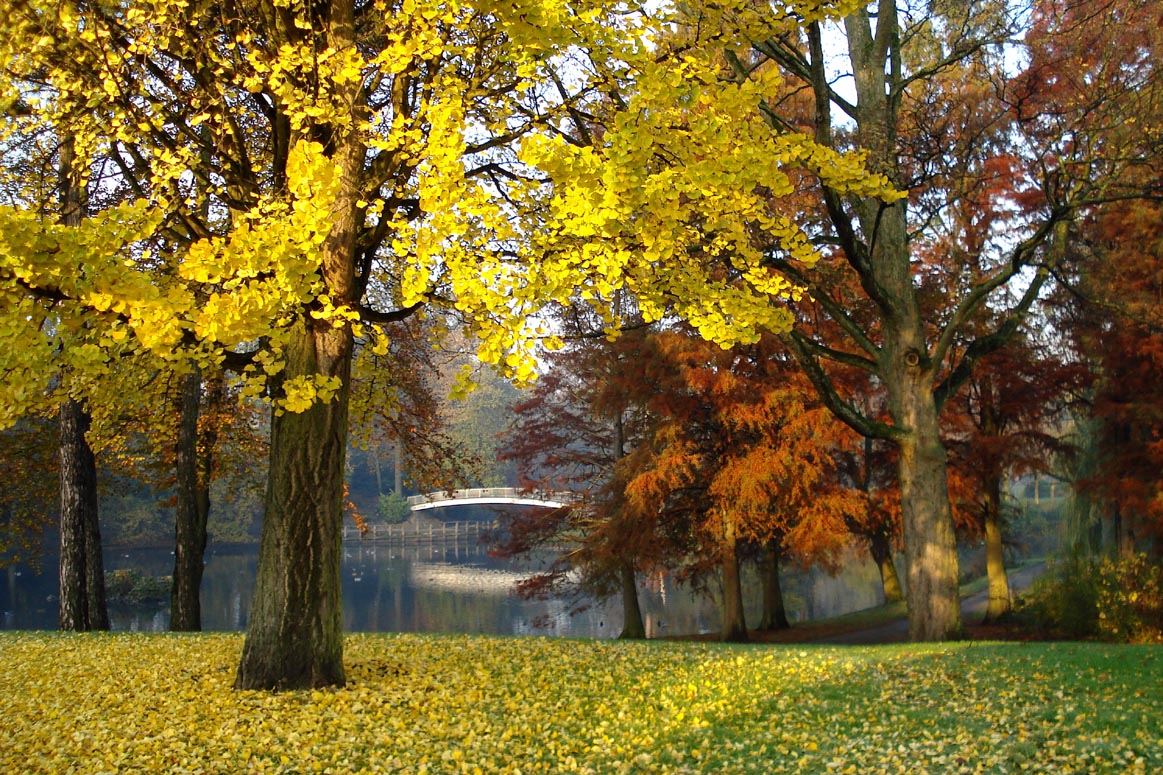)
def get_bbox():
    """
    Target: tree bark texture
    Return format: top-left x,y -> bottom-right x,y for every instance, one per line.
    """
170,370 -> 221,631
58,399 -> 109,631
719,521 -> 748,642
756,541 -> 790,630
233,31 -> 364,686
234,318 -> 352,690
617,561 -> 646,639
894,383 -> 963,640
